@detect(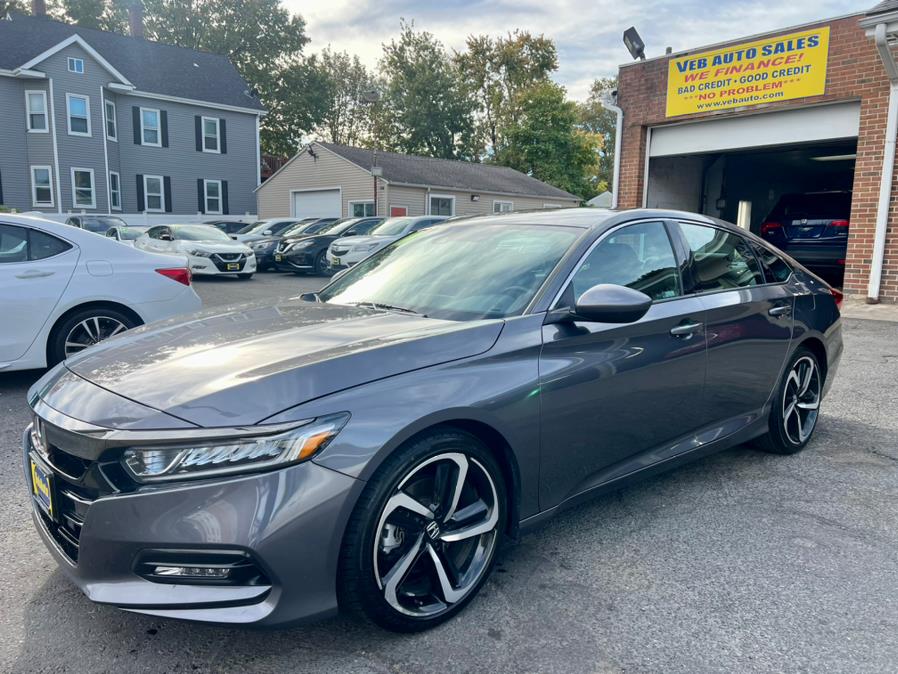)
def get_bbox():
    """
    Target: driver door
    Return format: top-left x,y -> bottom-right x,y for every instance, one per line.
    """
538,220 -> 708,510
